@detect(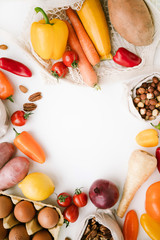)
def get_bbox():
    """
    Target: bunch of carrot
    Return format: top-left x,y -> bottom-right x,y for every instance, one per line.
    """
66,8 -> 100,89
